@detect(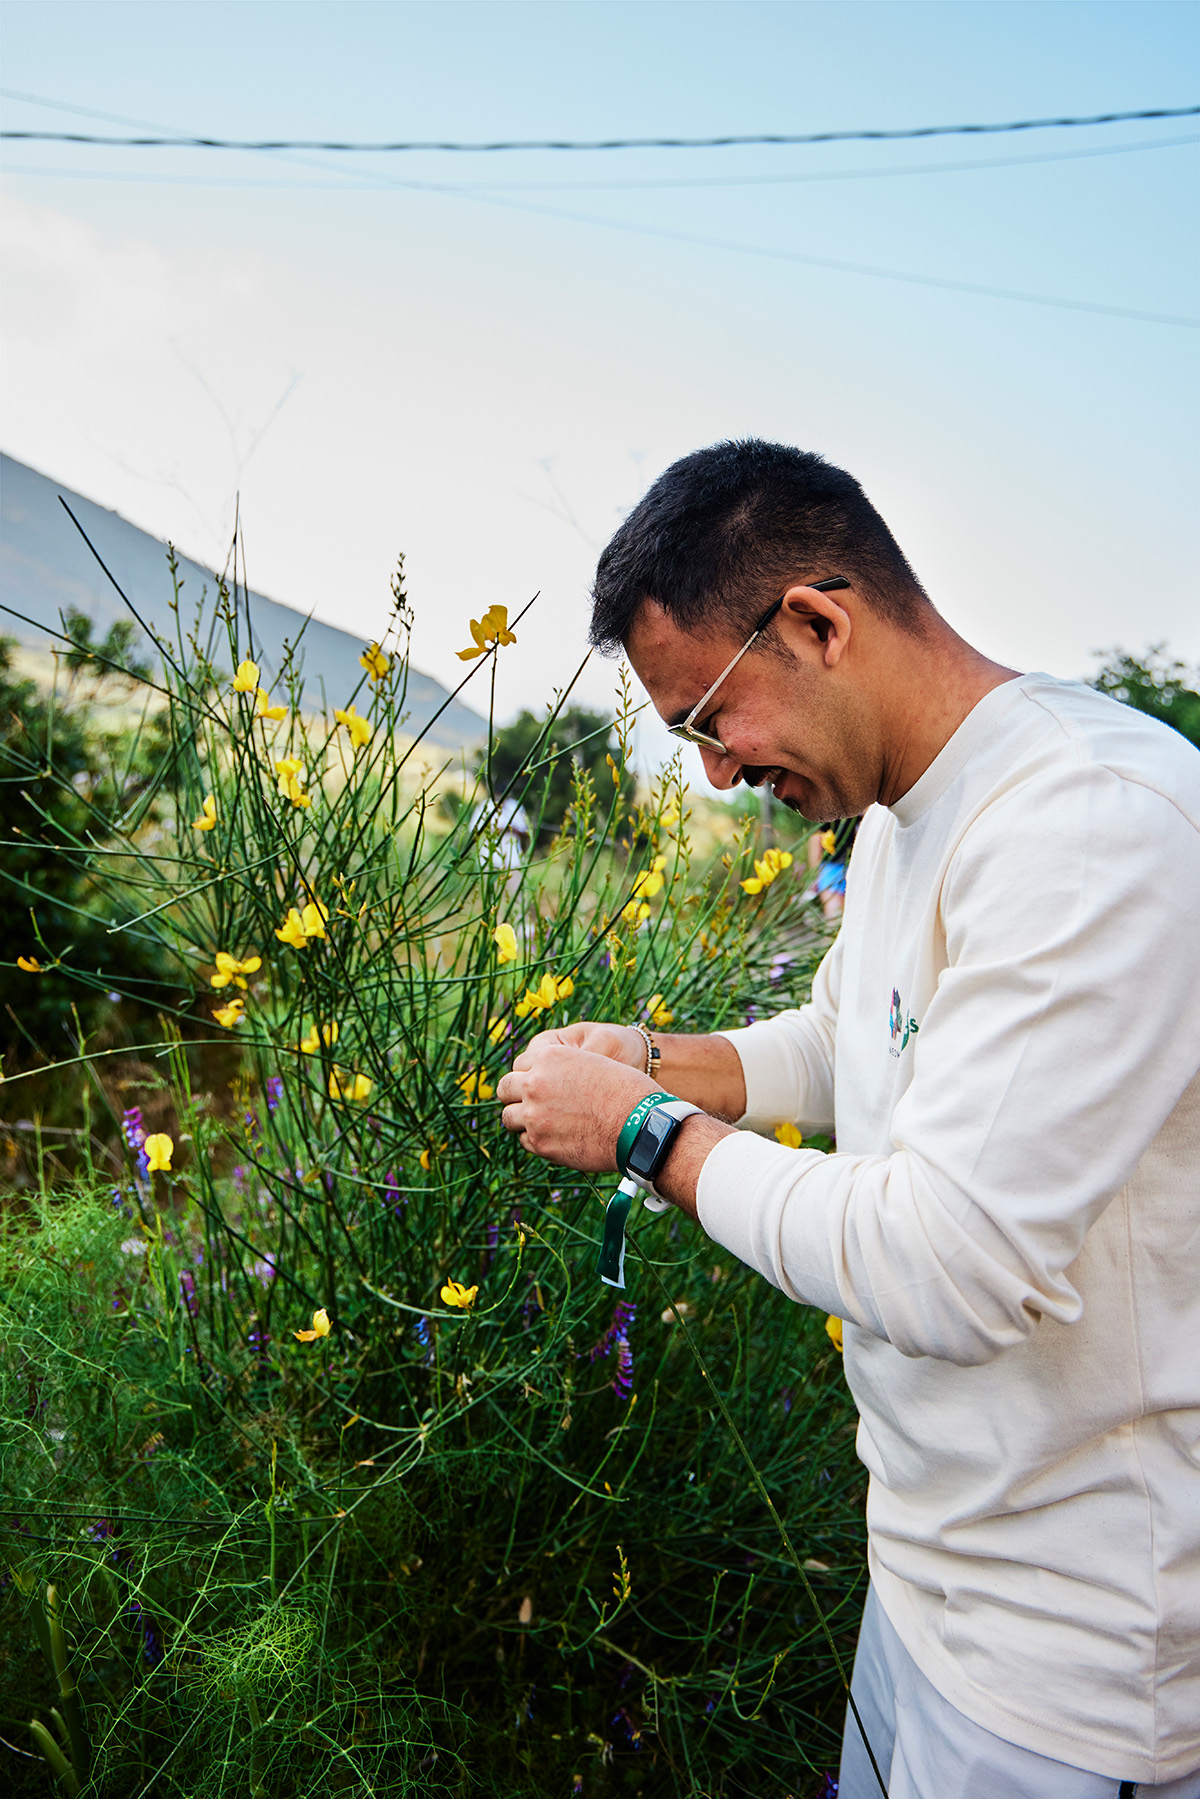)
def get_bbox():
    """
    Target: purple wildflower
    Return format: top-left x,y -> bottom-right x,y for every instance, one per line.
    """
819,1778 -> 839,1799
266,1076 -> 283,1113
252,1255 -> 276,1287
613,1336 -> 634,1401
122,1107 -> 145,1151
590,1302 -> 636,1398
232,1165 -> 246,1192
178,1270 -> 198,1317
